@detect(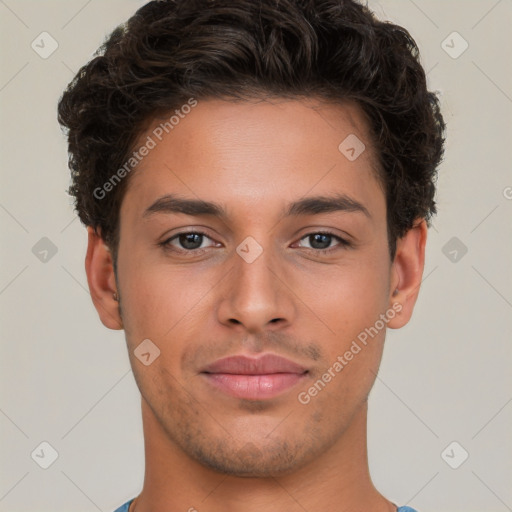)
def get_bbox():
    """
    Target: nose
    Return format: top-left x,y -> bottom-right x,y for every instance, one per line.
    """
216,239 -> 296,333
